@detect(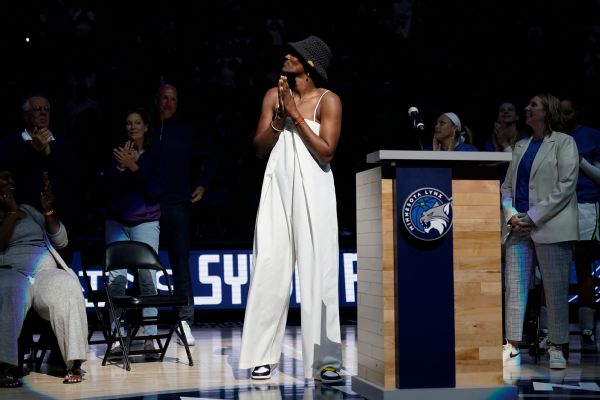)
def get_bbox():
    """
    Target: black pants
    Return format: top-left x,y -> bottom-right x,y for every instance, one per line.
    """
160,202 -> 194,324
